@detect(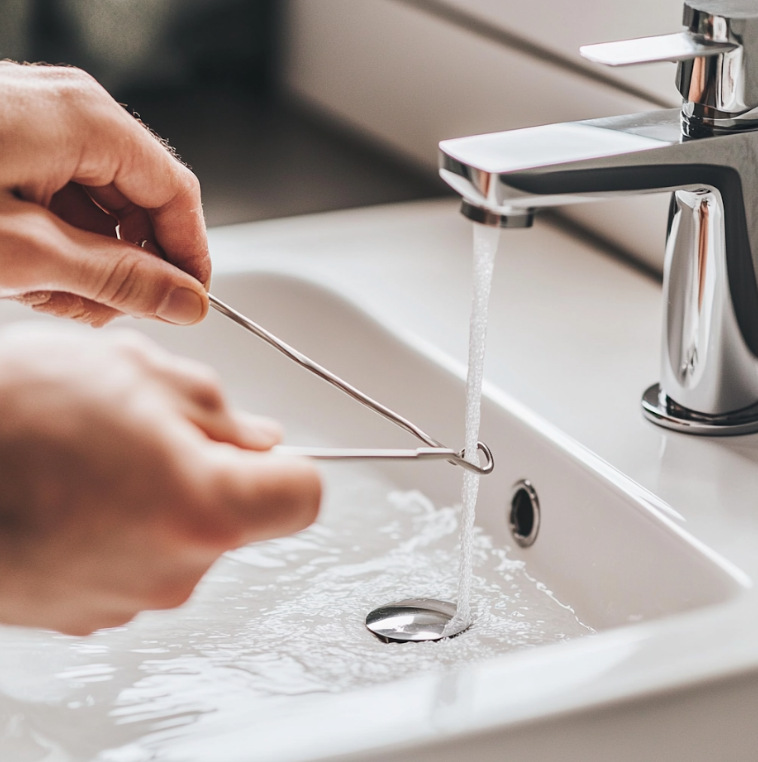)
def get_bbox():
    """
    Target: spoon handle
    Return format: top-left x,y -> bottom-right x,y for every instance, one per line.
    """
208,293 -> 494,476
